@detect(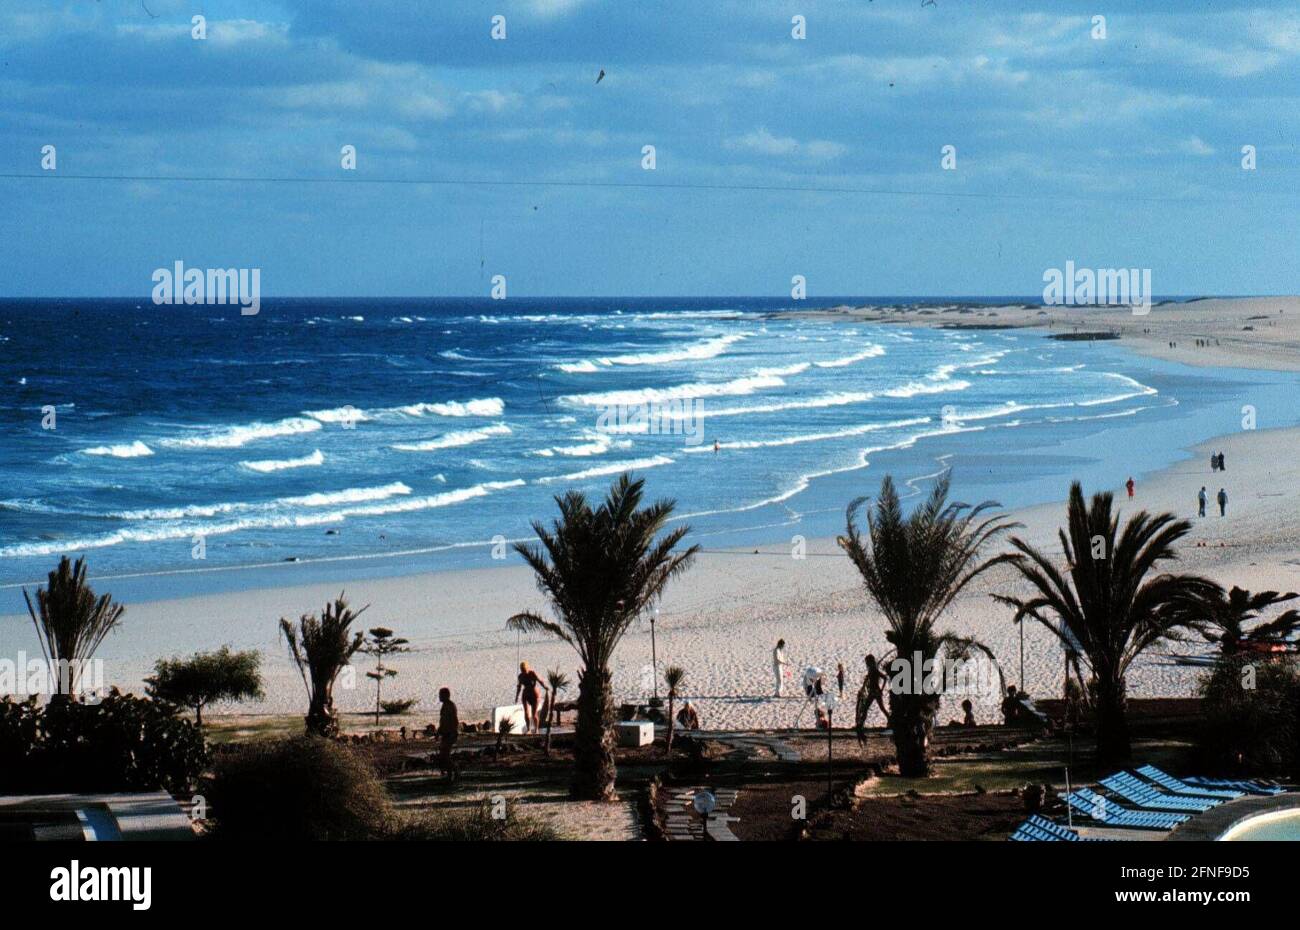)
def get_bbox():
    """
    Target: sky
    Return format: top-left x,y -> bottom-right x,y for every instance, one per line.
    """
1,0 -> 1297,298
